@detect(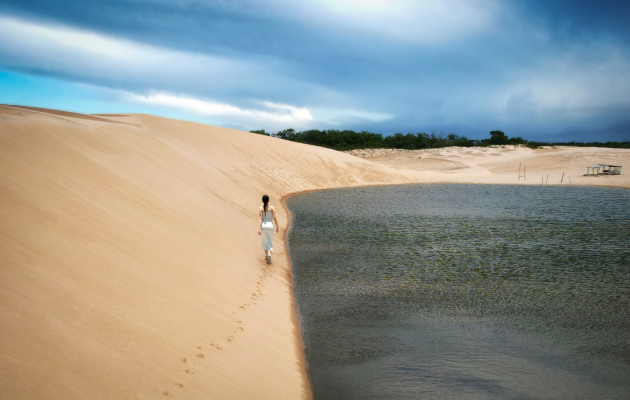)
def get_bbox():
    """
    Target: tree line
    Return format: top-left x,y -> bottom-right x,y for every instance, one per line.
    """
249,129 -> 630,150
